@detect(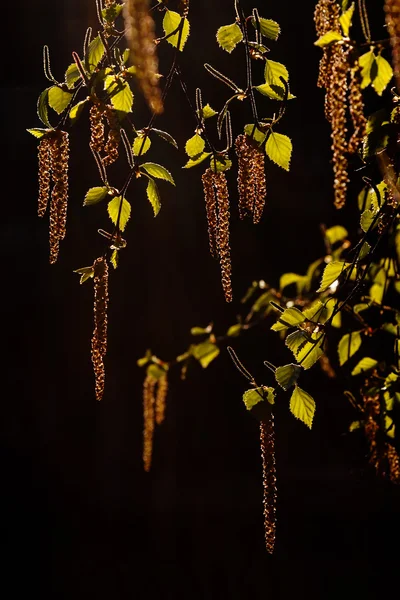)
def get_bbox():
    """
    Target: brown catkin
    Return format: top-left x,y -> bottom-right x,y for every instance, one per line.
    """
329,45 -> 350,209
49,131 -> 69,263
235,134 -> 267,224
91,257 -> 109,402
155,373 -> 168,425
123,0 -> 163,114
215,172 -> 233,303
89,104 -> 105,154
260,417 -> 277,554
348,65 -> 367,154
103,104 -> 121,166
385,0 -> 400,91
201,168 -> 218,259
38,136 -> 52,217
143,374 -> 156,471
314,0 -> 341,90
